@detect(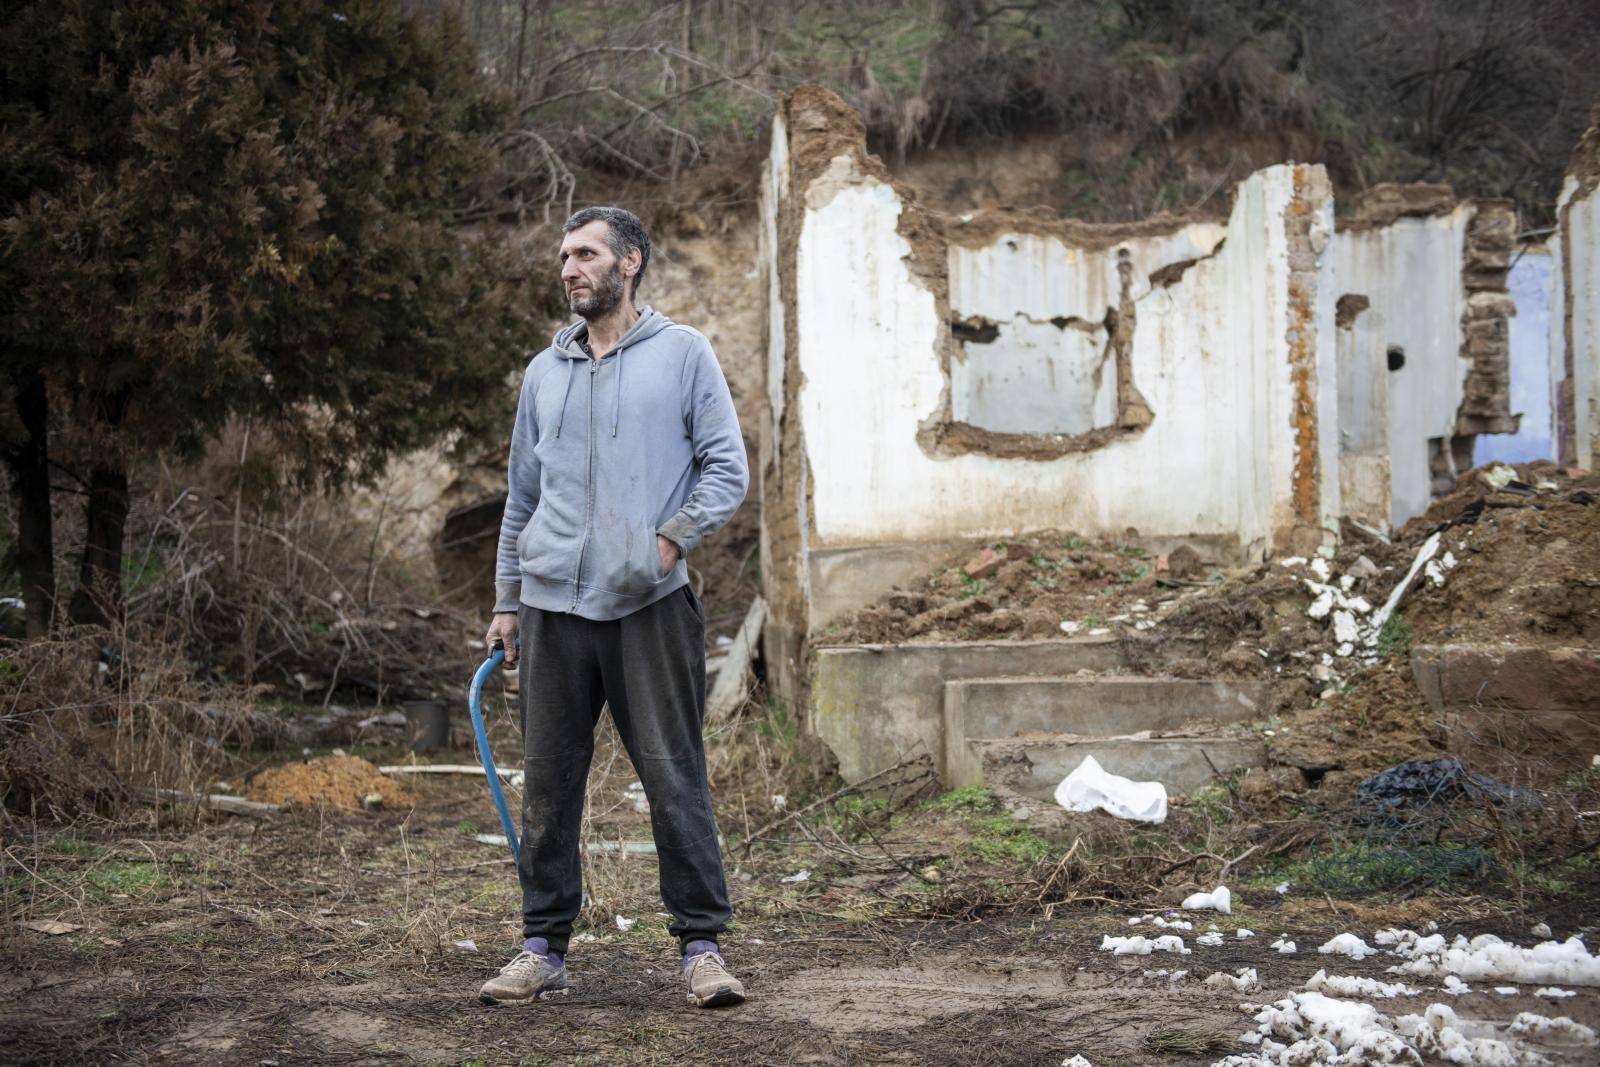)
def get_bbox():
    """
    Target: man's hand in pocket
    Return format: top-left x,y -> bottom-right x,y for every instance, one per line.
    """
657,534 -> 681,576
